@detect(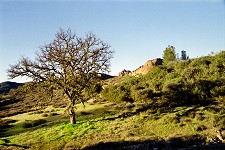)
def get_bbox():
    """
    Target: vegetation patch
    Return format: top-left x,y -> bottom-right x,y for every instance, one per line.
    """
21,119 -> 47,128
